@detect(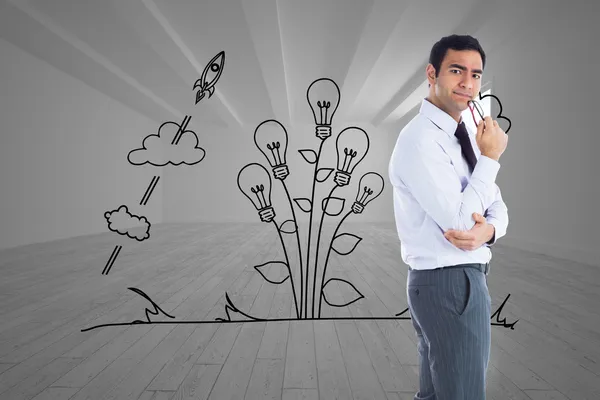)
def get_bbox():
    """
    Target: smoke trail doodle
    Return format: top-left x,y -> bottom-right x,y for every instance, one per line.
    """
140,176 -> 160,206
100,205 -> 150,274
97,52 -> 222,275
101,245 -> 122,275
